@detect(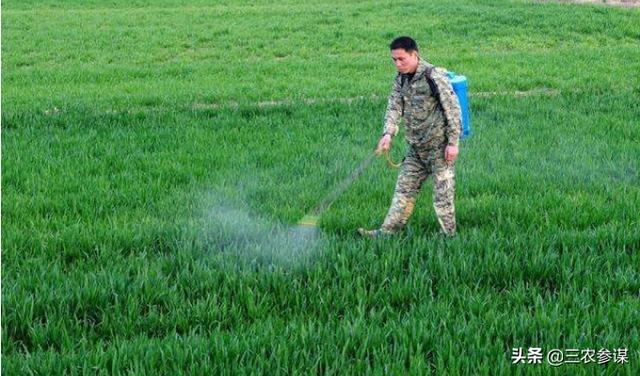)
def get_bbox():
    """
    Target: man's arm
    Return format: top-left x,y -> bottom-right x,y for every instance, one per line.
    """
431,68 -> 462,147
382,74 -> 403,137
